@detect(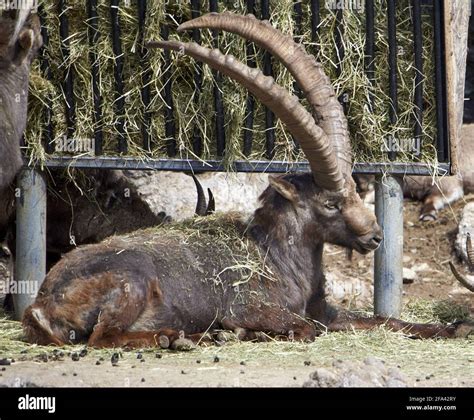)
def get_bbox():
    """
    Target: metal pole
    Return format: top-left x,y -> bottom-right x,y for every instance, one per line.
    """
374,175 -> 403,318
14,168 -> 47,320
